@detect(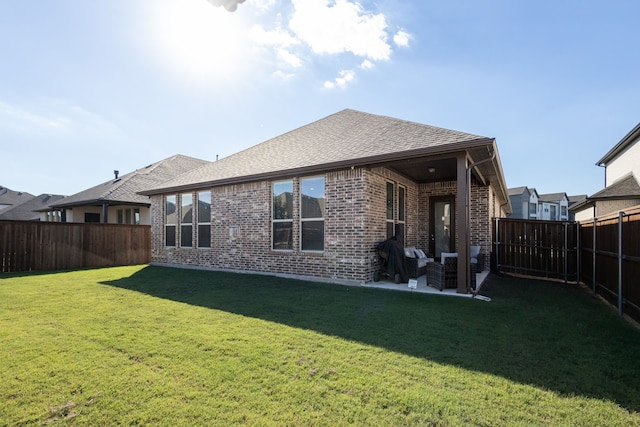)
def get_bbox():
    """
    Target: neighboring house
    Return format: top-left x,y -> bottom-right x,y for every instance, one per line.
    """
139,109 -> 512,292
0,194 -> 66,221
537,192 -> 569,221
0,187 -> 34,212
508,186 -> 539,219
572,123 -> 640,221
45,155 -> 209,224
